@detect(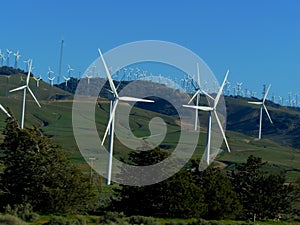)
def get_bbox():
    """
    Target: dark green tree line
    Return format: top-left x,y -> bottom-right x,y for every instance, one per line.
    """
0,116 -> 95,213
